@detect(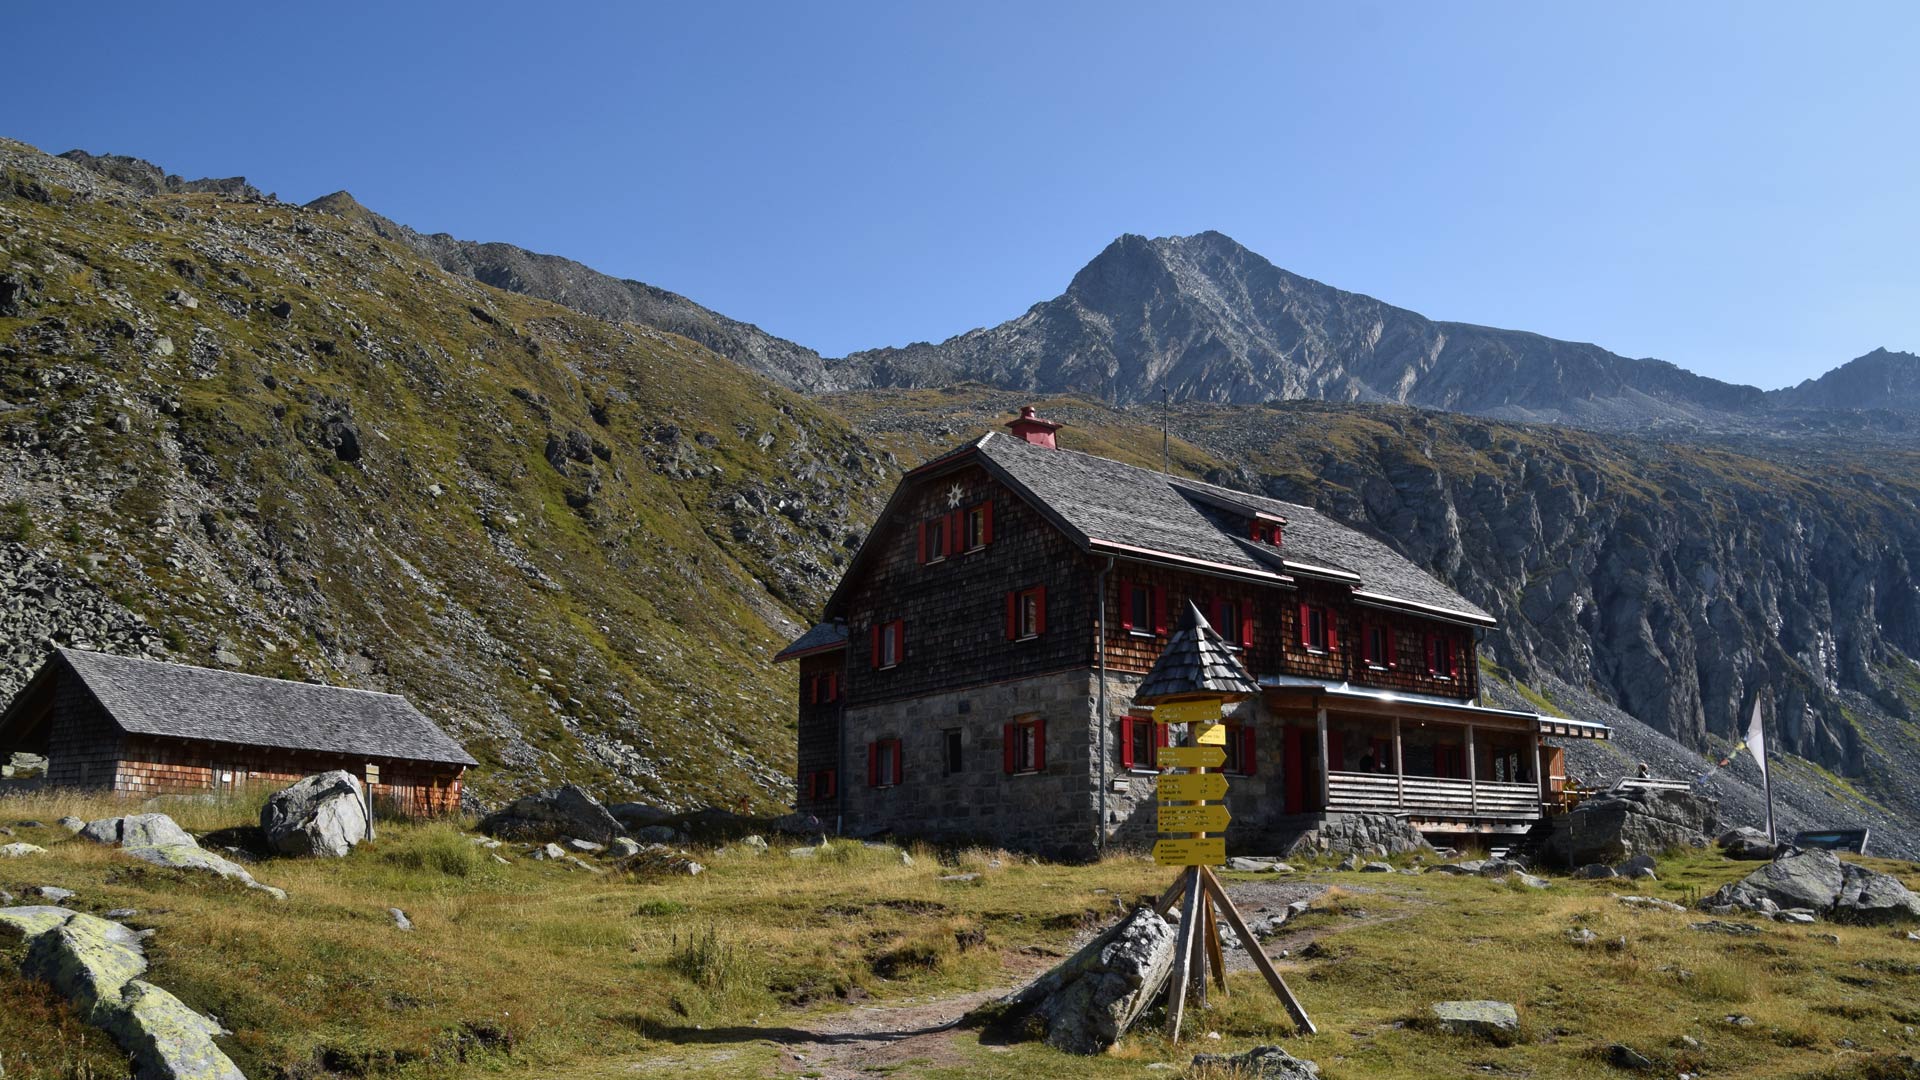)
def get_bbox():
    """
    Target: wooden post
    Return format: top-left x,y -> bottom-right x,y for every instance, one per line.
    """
1392,716 -> 1404,810
1203,900 -> 1229,994
1166,868 -> 1202,1038
1200,867 -> 1316,1034
1465,725 -> 1477,815
363,763 -> 380,841
1315,707 -> 1330,810
1532,734 -> 1546,808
